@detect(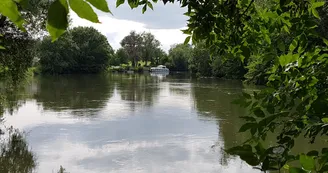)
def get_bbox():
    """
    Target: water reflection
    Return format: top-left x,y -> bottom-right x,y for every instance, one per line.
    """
1,74 -> 260,172
34,74 -> 114,116
2,74 -> 326,173
191,79 -> 253,166
113,74 -> 160,110
0,128 -> 36,173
